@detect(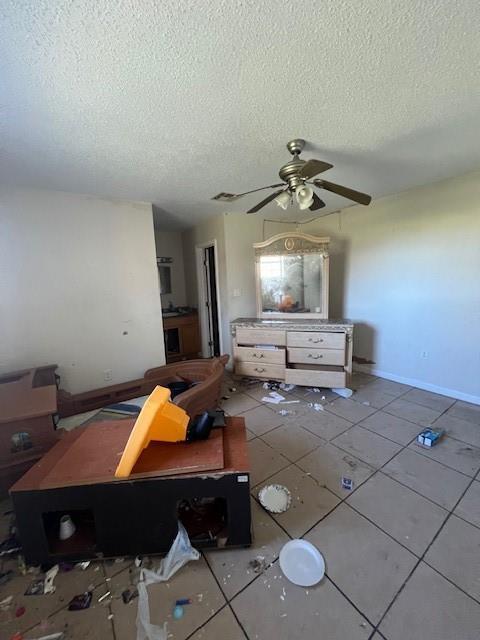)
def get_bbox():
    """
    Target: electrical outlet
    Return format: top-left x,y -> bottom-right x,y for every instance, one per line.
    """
421,351 -> 428,359
104,369 -> 113,381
